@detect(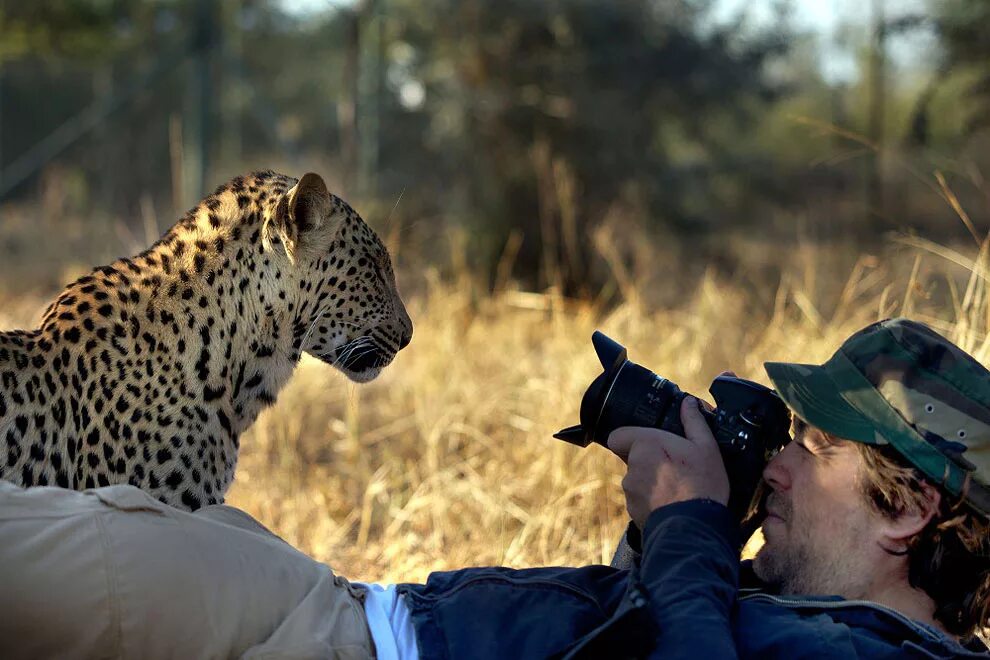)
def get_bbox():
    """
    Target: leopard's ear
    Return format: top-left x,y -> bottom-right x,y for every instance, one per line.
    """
288,172 -> 330,233
264,172 -> 331,264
